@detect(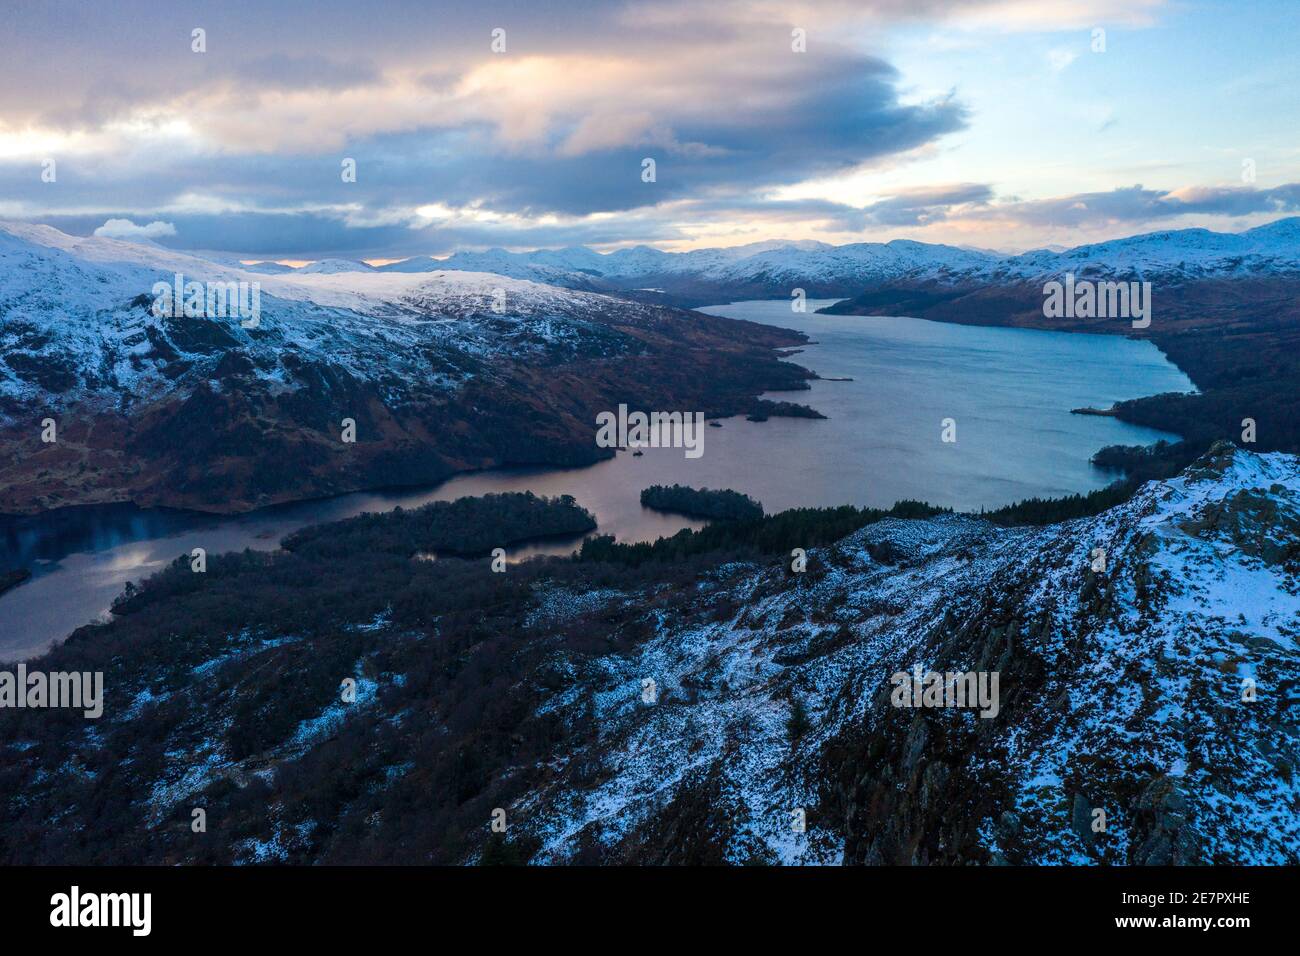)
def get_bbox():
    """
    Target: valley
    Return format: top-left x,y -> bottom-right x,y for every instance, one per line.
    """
7,218 -> 1293,522
1,0 -> 1295,899
1,220 -> 1295,868
0,300 -> 1190,659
